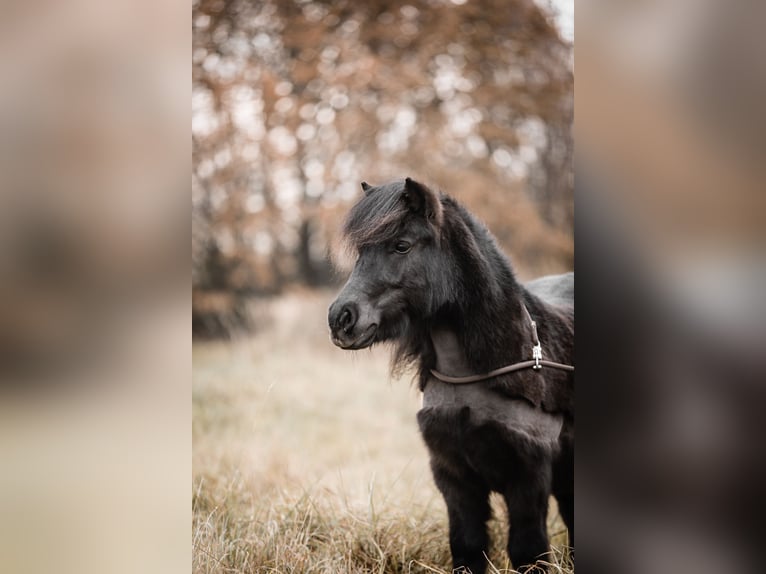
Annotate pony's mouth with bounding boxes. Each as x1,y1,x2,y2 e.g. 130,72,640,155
332,324,377,350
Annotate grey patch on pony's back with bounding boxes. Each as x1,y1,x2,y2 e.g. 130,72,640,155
525,272,574,308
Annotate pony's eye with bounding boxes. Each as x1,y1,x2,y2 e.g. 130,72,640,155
394,240,412,254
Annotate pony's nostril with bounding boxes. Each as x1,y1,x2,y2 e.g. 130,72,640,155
340,308,353,332
329,301,358,336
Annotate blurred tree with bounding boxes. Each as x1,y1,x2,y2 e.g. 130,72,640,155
192,0,573,334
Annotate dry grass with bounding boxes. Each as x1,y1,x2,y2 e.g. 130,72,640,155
193,290,573,574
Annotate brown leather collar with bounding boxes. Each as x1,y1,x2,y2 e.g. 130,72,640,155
429,303,574,385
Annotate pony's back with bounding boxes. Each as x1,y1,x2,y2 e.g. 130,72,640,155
525,272,574,308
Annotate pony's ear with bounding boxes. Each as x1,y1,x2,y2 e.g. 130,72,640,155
360,181,372,194
402,177,443,225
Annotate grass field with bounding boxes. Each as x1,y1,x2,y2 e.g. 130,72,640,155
192,291,573,573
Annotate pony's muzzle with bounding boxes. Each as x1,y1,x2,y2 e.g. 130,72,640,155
328,299,378,349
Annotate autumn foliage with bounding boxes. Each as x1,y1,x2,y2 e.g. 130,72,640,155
192,0,573,334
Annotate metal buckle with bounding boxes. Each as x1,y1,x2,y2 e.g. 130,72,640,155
532,343,542,370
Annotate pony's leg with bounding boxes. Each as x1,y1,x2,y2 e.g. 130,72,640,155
503,464,552,573
552,445,574,553
431,461,491,574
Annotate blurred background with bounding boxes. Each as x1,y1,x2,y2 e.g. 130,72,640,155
0,2,188,574
577,1,766,573
192,0,574,338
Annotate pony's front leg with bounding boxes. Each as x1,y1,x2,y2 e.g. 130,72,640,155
431,461,491,574
503,464,552,573
552,442,574,555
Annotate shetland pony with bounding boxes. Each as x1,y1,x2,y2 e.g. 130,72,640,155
329,178,573,573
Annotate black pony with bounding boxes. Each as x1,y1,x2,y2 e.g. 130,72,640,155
328,178,574,573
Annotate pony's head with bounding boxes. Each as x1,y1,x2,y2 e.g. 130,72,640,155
328,178,454,350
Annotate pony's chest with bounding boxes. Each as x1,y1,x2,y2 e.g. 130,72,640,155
419,378,563,446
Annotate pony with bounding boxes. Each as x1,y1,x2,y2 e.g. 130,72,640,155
328,178,574,573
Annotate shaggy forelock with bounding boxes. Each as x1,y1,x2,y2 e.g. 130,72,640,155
340,180,410,255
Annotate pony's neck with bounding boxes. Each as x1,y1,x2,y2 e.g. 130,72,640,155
430,326,474,377
430,290,530,375
429,210,532,374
